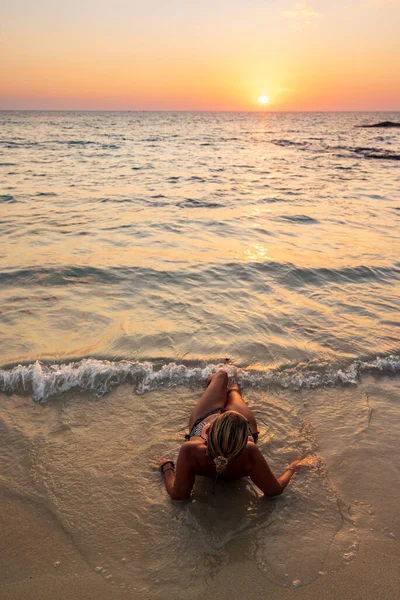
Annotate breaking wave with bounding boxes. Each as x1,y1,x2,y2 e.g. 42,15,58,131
0,355,399,402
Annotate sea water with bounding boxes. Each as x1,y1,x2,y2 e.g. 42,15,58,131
0,111,399,597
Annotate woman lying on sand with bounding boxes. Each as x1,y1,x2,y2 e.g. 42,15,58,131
159,370,303,499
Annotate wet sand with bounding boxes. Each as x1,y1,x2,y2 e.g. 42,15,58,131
1,491,399,600
1,375,399,599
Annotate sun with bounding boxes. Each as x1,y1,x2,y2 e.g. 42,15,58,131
258,95,269,105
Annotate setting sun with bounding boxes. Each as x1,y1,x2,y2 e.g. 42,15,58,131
258,95,269,105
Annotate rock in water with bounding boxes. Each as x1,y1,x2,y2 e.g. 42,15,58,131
357,121,400,128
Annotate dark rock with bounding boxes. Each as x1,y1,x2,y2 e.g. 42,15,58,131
357,121,400,128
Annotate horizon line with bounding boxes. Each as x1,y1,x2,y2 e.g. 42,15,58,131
0,109,399,113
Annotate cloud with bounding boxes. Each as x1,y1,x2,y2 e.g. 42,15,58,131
284,3,321,23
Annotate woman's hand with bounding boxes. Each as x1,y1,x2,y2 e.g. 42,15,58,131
288,459,303,472
275,459,303,490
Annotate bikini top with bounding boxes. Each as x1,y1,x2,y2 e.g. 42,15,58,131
186,410,259,444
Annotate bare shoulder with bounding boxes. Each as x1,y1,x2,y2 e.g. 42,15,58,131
177,440,203,465
179,441,198,456
245,443,269,470
246,441,262,460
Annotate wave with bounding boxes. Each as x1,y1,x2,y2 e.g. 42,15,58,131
1,261,398,289
0,355,399,402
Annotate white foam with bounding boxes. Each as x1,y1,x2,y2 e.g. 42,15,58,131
0,355,399,402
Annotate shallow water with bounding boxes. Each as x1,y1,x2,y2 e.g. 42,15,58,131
1,111,399,595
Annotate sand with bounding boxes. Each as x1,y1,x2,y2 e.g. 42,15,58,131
1,487,399,600
0,487,126,600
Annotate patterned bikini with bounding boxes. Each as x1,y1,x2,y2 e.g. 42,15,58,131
185,408,259,443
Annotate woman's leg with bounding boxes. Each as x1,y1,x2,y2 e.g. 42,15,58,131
188,371,228,430
225,384,258,434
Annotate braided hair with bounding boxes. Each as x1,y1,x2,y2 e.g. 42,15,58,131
206,411,249,493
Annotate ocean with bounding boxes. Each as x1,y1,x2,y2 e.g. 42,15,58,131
0,111,399,597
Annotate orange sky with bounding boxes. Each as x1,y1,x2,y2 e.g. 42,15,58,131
1,0,399,110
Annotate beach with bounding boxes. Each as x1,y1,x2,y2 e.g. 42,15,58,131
1,494,399,600
1,375,399,599
2,495,399,600
0,110,399,598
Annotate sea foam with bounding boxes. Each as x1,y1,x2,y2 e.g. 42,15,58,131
0,355,399,402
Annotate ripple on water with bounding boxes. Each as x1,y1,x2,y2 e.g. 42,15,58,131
0,110,399,376
278,215,320,224
176,198,223,209
0,194,17,203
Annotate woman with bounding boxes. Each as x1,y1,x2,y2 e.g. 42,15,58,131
159,370,303,500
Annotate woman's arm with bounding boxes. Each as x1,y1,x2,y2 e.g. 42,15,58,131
248,445,301,497
161,443,196,500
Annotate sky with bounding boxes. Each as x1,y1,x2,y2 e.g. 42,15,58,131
1,0,399,111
